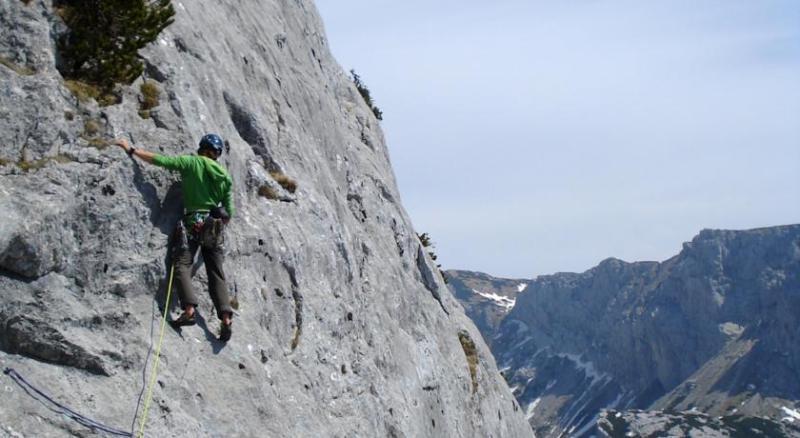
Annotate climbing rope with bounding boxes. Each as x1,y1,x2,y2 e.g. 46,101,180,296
136,262,176,438
2,367,132,437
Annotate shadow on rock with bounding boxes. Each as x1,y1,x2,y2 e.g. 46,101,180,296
196,313,226,354
130,160,183,235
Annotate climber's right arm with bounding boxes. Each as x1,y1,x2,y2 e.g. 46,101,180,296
113,138,156,164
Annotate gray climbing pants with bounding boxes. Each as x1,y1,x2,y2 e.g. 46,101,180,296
174,235,233,320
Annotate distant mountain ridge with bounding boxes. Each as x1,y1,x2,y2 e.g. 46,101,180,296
447,270,528,347
449,224,800,437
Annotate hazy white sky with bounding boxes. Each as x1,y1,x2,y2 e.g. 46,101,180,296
316,1,800,278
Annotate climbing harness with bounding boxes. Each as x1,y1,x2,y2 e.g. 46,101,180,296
182,210,226,249
136,262,176,438
2,367,132,437
199,217,225,248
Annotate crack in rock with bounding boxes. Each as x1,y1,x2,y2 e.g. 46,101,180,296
0,312,109,375
282,263,303,350
224,92,280,172
415,245,448,315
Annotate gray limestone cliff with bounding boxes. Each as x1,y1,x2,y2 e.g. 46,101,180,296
0,1,532,437
450,225,800,437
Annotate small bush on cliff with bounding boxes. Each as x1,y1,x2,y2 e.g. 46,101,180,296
418,232,448,283
56,0,175,89
350,69,383,120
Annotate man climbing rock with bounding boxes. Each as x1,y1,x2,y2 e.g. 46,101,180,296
113,134,235,342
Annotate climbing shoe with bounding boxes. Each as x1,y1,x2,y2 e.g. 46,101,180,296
219,321,232,342
170,311,196,328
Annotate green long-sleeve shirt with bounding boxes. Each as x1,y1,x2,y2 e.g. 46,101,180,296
152,154,235,218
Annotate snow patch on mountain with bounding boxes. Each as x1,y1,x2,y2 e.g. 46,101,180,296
472,288,516,311
781,406,800,422
556,353,607,382
526,398,541,420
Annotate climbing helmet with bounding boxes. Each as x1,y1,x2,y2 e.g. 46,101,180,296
198,133,224,156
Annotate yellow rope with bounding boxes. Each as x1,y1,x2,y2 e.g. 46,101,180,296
137,263,175,438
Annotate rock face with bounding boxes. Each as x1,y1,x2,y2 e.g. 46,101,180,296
598,409,800,437
0,1,532,437
449,225,800,437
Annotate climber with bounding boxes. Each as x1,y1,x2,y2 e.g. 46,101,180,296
113,134,235,342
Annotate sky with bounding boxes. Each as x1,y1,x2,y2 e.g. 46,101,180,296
315,1,800,279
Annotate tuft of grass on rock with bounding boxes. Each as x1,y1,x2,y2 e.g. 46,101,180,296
0,55,35,76
270,171,297,193
87,137,110,149
84,119,100,136
16,154,74,172
64,79,118,106
458,331,479,394
64,79,99,103
138,80,160,119
258,185,278,200
140,81,160,108
81,118,109,149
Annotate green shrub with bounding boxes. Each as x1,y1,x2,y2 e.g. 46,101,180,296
350,69,383,120
57,0,175,88
418,232,433,248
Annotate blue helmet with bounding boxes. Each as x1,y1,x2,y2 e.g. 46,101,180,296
198,133,224,156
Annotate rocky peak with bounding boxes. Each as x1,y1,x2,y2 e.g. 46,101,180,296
451,224,800,437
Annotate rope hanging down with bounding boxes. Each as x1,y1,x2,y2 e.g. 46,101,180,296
2,367,132,437
136,262,176,438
